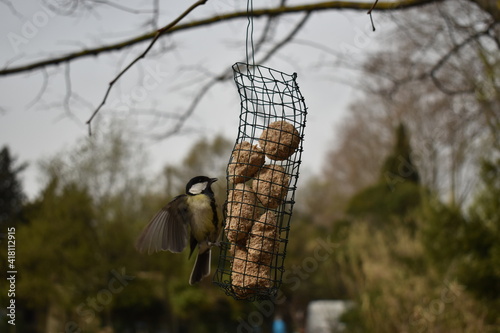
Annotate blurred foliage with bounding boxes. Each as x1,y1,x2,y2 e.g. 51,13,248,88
0,146,28,333
1,100,499,333
379,123,420,185
17,179,100,309
336,129,500,332
0,0,499,330
346,124,421,232
458,157,500,306
328,1,500,329
1,0,499,331
419,156,500,317
1,119,499,332
0,129,245,333
346,181,421,223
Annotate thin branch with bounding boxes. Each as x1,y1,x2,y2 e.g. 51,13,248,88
367,0,379,31
85,0,209,135
367,0,379,14
3,52,27,71
26,68,49,109
293,38,342,58
253,8,279,54
89,0,296,137
154,79,215,139
256,12,312,65
61,63,82,125
52,64,86,128
63,63,73,114
89,0,154,14
430,21,497,95
151,0,160,30
0,0,442,77
0,0,23,19
72,93,95,110
41,0,79,16
156,12,312,139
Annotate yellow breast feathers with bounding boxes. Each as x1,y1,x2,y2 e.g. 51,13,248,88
186,194,214,240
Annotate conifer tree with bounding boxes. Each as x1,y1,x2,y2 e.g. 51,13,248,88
380,123,420,187
346,123,421,223
0,146,26,227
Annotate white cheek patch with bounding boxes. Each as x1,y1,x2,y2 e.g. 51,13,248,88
189,181,208,195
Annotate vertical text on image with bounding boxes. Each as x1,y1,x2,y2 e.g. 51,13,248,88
6,227,17,326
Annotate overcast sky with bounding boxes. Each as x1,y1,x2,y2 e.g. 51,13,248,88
0,0,394,198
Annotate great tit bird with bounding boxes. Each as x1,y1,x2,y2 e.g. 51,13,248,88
136,176,221,285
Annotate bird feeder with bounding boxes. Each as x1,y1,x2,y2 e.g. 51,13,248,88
213,63,308,301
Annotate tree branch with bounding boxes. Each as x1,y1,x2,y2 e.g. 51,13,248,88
26,68,49,109
367,0,379,31
0,0,441,77
85,0,208,135
153,12,312,139
256,12,312,65
430,21,497,95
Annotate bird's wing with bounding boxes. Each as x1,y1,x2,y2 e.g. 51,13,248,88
135,195,189,254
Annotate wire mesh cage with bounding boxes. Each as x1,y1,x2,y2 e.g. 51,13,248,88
213,62,308,301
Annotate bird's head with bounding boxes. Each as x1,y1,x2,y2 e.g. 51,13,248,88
186,176,218,195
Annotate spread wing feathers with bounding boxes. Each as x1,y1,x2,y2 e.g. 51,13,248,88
136,195,190,254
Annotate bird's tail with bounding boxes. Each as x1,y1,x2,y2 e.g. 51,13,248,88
189,249,211,285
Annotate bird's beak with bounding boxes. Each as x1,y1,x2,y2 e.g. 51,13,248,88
210,178,218,183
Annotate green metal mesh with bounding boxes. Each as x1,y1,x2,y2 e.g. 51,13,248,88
213,62,308,301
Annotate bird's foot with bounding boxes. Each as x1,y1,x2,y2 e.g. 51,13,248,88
208,241,221,248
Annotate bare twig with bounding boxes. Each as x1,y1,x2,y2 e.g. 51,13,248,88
430,21,497,95
155,12,312,139
253,8,279,54
368,0,380,14
58,63,86,126
0,0,23,19
156,79,215,139
256,12,311,65
41,0,78,16
63,63,73,117
151,0,160,30
0,0,440,77
27,68,49,109
89,0,154,14
367,0,379,31
85,0,208,135
48,64,88,128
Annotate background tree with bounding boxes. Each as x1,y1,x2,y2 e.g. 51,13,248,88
346,123,421,230
317,0,499,215
1,1,499,331
322,125,499,332
0,146,27,228
456,155,500,313
13,124,153,331
11,126,245,332
0,147,27,333
17,179,101,332
309,2,500,329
